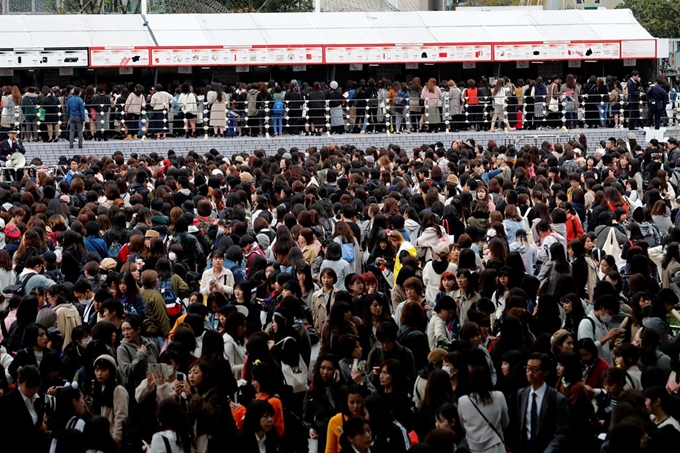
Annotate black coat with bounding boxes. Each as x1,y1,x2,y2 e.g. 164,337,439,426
510,385,570,453
234,428,280,453
0,388,48,453
41,95,61,124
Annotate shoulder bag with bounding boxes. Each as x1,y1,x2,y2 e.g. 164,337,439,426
468,395,508,451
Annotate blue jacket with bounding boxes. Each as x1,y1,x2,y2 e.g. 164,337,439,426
646,84,667,106
65,95,86,120
84,236,108,261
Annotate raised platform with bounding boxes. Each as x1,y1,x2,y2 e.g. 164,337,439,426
24,127,673,165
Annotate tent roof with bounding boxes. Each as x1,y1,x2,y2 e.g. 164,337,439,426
0,9,653,49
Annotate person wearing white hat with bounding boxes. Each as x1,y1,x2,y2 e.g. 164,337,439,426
328,81,344,135
92,354,129,446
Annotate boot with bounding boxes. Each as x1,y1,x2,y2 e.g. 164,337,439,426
124,134,132,141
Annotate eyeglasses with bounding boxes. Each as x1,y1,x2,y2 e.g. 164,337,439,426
525,366,543,374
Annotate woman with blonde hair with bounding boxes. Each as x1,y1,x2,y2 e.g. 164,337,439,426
421,78,442,132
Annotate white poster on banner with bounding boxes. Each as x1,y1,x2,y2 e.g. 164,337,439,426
178,66,192,74
235,66,250,73
621,40,656,59
494,42,620,61
623,59,637,67
0,50,88,68
292,65,306,72
89,47,150,68
325,44,492,64
151,46,323,66
349,64,363,71
119,67,134,75
568,60,581,68
516,61,529,69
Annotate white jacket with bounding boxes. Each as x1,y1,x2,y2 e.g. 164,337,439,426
427,311,452,349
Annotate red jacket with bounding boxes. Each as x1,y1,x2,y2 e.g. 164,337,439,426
585,357,610,389
566,213,584,242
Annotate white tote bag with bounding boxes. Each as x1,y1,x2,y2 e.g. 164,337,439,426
602,227,622,261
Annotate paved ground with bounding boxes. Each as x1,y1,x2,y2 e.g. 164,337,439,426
23,127,676,164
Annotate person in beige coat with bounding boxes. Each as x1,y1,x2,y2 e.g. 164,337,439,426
311,268,339,334
92,354,129,448
661,243,680,289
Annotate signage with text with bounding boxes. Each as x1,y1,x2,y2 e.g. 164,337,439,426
0,50,89,68
494,41,620,61
151,46,323,66
325,44,492,64
90,47,151,68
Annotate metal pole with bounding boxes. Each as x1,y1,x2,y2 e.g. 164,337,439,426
315,0,320,13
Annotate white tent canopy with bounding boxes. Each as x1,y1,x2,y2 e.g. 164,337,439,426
0,9,657,67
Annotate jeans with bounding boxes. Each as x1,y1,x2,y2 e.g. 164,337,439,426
22,121,37,141
395,109,408,131
599,102,609,125
69,116,83,147
565,111,577,128
272,115,282,135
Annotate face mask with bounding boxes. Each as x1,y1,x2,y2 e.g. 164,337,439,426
162,364,175,379
81,338,92,347
168,252,177,262
601,314,612,324
218,227,225,235
442,365,451,375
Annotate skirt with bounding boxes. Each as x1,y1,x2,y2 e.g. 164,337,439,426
330,106,344,127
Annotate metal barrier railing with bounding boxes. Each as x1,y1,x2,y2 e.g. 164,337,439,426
1,93,678,141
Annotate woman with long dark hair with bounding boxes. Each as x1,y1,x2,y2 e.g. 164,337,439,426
231,279,261,336
367,230,395,295
458,366,509,453
302,354,345,448
200,329,238,402
325,385,368,453
235,400,280,453
151,398,197,452
364,393,410,451
661,242,680,289
561,293,586,335
60,230,87,283
116,271,146,318
555,351,594,450
536,242,570,296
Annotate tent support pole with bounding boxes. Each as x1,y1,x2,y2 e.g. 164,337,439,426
331,65,336,82
154,69,158,86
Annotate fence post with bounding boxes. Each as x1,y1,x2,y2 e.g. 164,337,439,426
383,100,390,135
325,99,331,137
443,93,450,134
202,104,209,140
264,100,271,139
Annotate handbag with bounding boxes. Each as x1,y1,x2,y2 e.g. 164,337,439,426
548,97,559,113
602,227,622,261
468,396,509,451
37,107,45,122
276,336,308,393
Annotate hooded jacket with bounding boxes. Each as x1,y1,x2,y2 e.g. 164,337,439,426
509,241,537,275
116,336,160,389
639,221,661,246
422,260,457,303
404,219,421,242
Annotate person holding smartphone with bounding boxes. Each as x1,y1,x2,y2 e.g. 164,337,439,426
135,349,185,405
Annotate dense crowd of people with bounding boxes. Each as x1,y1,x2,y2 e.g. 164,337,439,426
1,72,679,149
0,117,680,453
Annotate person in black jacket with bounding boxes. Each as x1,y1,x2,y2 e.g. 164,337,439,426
302,354,345,449
509,352,570,453
627,71,642,130
284,80,303,135
0,365,48,453
8,322,55,382
41,87,61,142
234,400,280,453
568,239,589,300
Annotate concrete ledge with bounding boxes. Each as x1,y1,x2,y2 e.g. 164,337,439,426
24,127,666,164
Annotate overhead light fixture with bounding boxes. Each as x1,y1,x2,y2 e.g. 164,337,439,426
369,64,379,67
585,60,597,63
424,63,434,66
530,61,543,64
257,66,267,68
201,67,209,69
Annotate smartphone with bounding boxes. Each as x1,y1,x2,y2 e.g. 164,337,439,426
352,358,359,371
176,372,186,382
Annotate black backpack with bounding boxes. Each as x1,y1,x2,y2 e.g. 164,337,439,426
2,272,39,299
